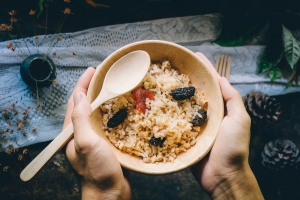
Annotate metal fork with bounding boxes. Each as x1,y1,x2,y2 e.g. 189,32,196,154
215,54,231,80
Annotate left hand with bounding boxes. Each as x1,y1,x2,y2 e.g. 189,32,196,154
63,67,131,200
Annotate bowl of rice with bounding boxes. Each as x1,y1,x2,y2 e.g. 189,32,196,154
87,40,224,174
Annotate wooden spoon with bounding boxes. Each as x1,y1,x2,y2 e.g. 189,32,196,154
20,50,150,181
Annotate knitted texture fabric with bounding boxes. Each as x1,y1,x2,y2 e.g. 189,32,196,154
1,14,299,150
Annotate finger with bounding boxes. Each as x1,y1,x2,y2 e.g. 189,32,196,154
71,91,99,151
195,52,221,80
74,67,96,93
63,67,96,129
219,77,250,126
65,138,76,161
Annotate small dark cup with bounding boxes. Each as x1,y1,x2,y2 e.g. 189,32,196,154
20,54,57,87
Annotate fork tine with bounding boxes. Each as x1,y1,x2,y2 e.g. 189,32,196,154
215,54,223,75
215,55,221,72
215,54,231,80
220,55,227,77
225,56,231,80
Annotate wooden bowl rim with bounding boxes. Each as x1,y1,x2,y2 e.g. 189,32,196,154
87,40,223,174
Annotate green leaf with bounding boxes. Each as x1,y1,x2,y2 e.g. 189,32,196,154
37,0,54,18
258,47,283,74
37,0,45,18
282,25,300,69
213,15,267,47
258,49,276,73
268,66,282,82
258,23,284,75
285,80,293,88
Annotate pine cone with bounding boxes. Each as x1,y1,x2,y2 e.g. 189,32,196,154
242,91,282,124
261,139,300,171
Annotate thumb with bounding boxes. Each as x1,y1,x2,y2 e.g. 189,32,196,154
71,91,97,150
219,77,244,114
219,77,250,128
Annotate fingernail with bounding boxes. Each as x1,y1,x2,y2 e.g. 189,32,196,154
73,92,82,104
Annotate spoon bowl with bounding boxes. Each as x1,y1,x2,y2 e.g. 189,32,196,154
90,50,150,111
20,50,150,182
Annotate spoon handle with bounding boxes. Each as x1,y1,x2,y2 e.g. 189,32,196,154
20,90,111,181
20,123,74,182
90,88,114,111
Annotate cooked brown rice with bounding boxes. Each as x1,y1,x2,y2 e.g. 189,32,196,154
100,60,207,163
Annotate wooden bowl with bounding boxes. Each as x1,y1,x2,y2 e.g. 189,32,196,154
87,40,224,174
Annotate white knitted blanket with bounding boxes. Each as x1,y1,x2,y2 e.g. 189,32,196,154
0,13,299,149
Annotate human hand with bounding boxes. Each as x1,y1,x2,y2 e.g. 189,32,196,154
191,53,264,199
63,67,131,200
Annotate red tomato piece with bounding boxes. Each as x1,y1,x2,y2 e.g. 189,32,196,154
133,87,155,113
144,89,155,100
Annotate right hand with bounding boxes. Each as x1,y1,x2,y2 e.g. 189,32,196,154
191,53,264,199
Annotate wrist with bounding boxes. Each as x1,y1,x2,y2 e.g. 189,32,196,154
210,165,264,200
81,177,131,200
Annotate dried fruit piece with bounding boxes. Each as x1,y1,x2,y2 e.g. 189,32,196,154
107,108,127,128
133,87,155,114
170,86,195,100
199,109,207,119
149,136,166,147
192,110,207,126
